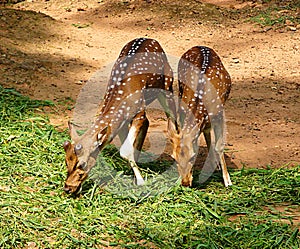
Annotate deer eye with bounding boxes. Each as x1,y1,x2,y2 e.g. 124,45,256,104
74,144,83,155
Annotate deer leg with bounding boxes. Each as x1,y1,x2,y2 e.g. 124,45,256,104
133,113,149,161
212,116,232,187
117,121,130,144
119,111,149,185
203,123,221,171
157,88,177,124
203,124,212,153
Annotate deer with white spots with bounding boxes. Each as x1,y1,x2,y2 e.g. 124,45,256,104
168,46,232,187
63,38,175,194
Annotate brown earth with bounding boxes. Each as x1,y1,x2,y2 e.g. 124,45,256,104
0,0,299,169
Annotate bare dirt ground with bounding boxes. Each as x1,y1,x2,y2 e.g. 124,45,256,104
1,0,299,169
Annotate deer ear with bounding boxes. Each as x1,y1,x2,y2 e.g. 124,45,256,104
168,118,180,135
168,118,181,146
63,140,72,152
68,121,79,141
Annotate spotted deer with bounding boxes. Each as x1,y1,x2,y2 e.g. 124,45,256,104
168,46,232,187
63,38,175,194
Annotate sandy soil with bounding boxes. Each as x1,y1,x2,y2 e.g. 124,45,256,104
1,0,299,169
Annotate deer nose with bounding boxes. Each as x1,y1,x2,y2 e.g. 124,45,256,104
181,177,193,187
64,185,72,194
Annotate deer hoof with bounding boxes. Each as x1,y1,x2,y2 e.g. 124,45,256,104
136,177,145,186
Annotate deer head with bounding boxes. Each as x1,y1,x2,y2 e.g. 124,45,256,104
168,118,200,187
63,122,109,194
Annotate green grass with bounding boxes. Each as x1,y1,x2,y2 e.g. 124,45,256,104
0,86,299,248
250,10,298,27
249,2,300,28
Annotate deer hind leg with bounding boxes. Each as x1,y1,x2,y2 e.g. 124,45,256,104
158,64,177,123
119,111,149,185
211,115,232,187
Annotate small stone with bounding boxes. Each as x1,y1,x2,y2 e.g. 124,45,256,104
0,185,10,192
232,58,240,63
285,19,293,26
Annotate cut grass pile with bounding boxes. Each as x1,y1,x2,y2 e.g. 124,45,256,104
0,86,299,248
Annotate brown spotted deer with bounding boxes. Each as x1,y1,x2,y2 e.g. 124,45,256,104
168,46,232,187
63,38,175,194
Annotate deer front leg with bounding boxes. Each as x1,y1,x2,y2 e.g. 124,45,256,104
119,112,149,185
212,117,232,187
203,124,221,171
